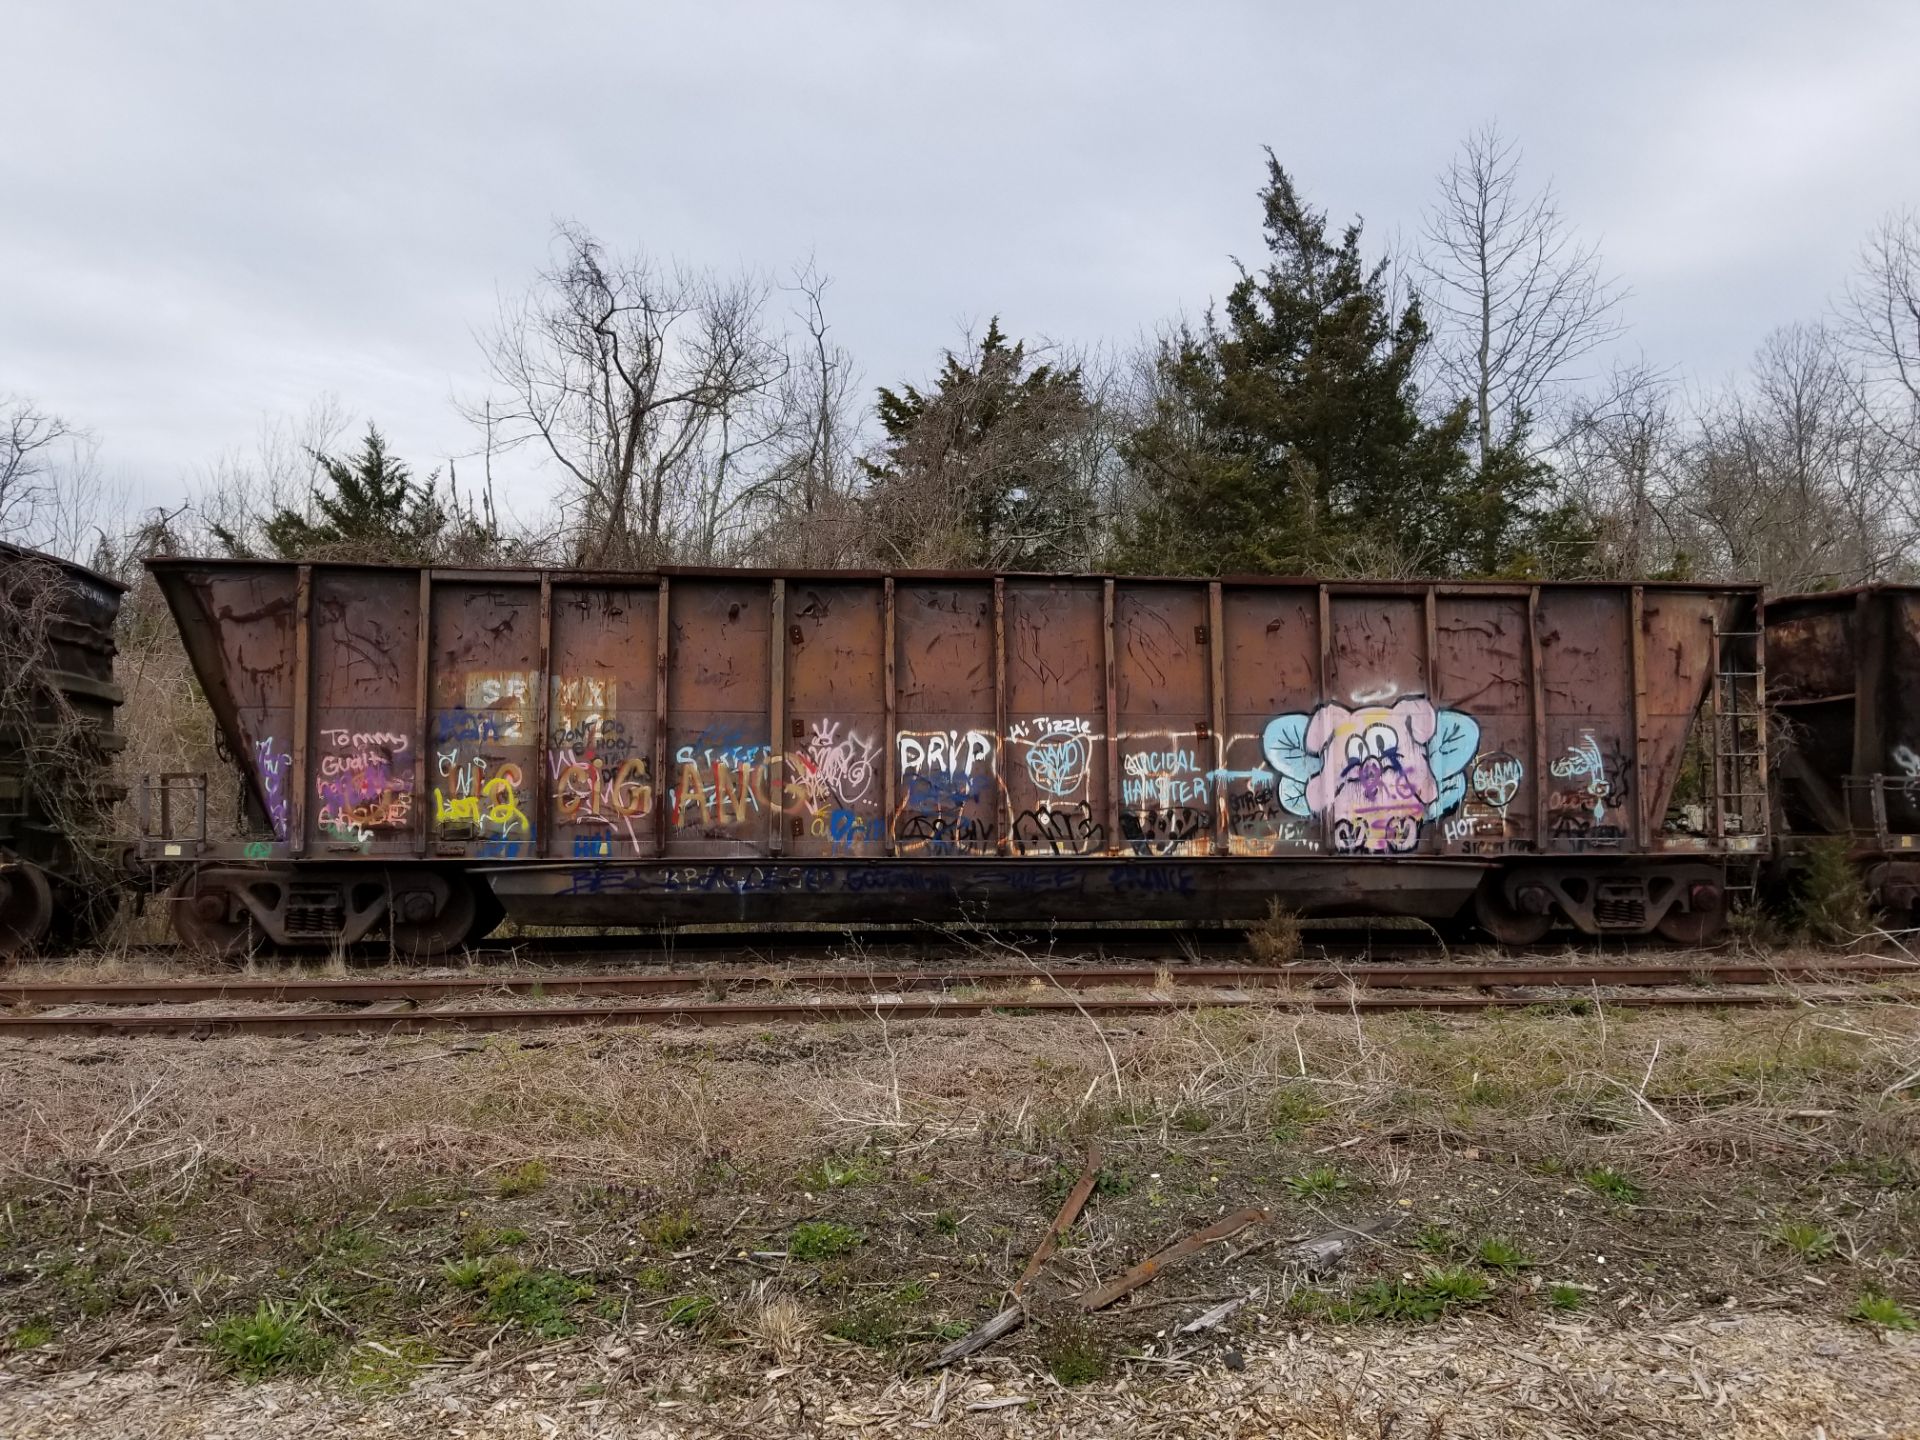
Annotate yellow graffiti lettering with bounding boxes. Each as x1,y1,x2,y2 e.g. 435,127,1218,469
677,761,710,825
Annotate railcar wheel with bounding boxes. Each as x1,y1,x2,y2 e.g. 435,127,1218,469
389,876,478,960
1655,884,1727,945
1473,880,1553,946
0,863,55,960
170,873,258,959
465,884,506,946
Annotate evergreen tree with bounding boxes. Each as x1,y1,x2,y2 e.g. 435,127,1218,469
862,320,1098,569
249,425,452,562
1116,154,1545,577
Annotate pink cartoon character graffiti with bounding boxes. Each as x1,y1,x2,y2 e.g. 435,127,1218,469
1262,697,1479,854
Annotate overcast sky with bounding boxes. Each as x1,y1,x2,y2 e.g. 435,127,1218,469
6,1,1917,523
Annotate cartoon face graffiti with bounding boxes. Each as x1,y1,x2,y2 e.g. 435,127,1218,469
1261,697,1480,854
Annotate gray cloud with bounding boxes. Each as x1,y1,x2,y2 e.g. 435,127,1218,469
5,1,1916,518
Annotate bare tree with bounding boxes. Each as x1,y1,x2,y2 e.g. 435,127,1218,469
1421,125,1625,466
735,264,866,566
1841,208,1920,462
0,397,83,545
1557,361,1684,576
471,222,789,568
193,395,349,556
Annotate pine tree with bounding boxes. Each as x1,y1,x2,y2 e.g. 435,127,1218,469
255,425,452,562
862,320,1097,569
1117,154,1542,577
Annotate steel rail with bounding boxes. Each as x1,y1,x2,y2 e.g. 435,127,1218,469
0,987,1876,1039
2,958,1911,1009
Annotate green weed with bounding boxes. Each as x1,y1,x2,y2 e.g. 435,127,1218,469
664,1294,719,1332
1772,1220,1838,1262
646,1209,699,1250
1042,1328,1109,1386
442,1257,489,1290
345,1337,436,1391
480,1267,593,1337
1476,1237,1533,1271
800,1150,885,1190
7,1318,53,1350
634,1265,671,1293
1324,1266,1492,1323
461,1225,528,1257
1284,1165,1350,1199
1850,1292,1917,1331
1581,1166,1642,1204
495,1160,551,1198
789,1221,861,1261
1548,1284,1586,1312
206,1301,332,1378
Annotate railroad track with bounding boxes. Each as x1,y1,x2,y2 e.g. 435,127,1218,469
100,923,1462,968
0,957,1910,1038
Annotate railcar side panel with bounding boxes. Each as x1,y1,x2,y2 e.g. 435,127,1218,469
666,580,773,858
547,582,658,861
783,580,886,859
894,582,998,858
1217,586,1321,856
1431,594,1534,854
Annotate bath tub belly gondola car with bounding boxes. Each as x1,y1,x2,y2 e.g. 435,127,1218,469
142,562,1767,956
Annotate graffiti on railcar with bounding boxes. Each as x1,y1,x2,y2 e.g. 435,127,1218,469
543,675,648,850
1008,716,1104,855
1217,763,1315,854
1547,730,1628,841
435,748,533,855
252,736,293,840
1262,697,1479,854
1445,748,1526,846
895,728,995,855
1120,735,1211,855
1013,804,1104,856
315,727,414,845
785,718,884,854
556,859,1196,900
672,728,773,829
460,671,533,741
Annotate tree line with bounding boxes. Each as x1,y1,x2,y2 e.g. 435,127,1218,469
9,127,1920,593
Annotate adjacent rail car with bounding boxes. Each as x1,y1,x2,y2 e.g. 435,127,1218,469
1767,585,1920,914
0,541,127,956
144,561,1766,955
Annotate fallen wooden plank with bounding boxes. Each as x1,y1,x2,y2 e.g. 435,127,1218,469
1177,1294,1248,1334
924,1305,1022,1369
1015,1141,1103,1295
923,1141,1107,1370
1076,1206,1270,1312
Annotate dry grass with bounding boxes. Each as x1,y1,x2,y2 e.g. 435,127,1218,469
0,990,1915,1435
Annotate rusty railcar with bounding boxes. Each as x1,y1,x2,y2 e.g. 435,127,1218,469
144,561,1766,954
0,542,127,956
1766,585,1920,912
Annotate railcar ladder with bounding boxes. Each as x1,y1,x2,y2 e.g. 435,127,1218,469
1708,623,1768,906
